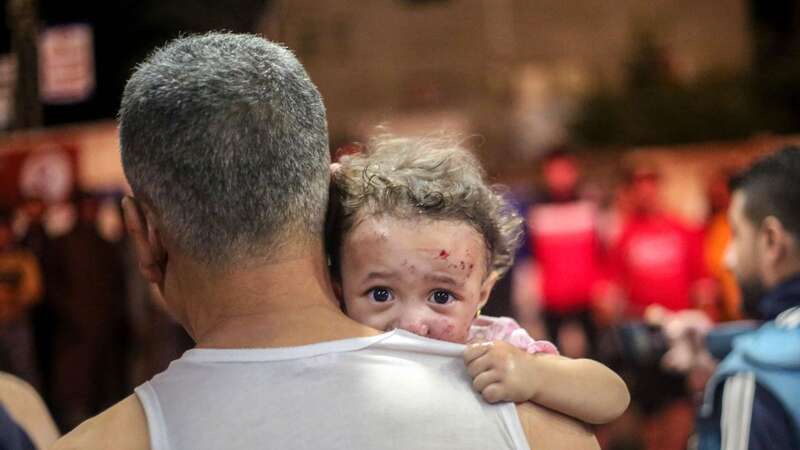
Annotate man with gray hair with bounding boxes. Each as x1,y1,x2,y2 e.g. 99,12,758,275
53,33,597,450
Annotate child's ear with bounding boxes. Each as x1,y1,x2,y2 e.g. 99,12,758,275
333,280,344,303
478,270,500,311
332,281,349,314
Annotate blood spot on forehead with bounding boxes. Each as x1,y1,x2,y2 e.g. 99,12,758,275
438,250,450,259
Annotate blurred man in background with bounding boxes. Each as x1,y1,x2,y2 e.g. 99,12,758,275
47,192,129,430
15,196,59,409
0,209,41,387
695,147,800,450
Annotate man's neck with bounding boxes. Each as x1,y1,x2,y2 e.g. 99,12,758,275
175,250,379,349
760,272,800,320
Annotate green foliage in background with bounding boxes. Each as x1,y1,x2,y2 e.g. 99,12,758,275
571,32,800,147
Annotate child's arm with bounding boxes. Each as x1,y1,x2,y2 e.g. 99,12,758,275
464,341,630,425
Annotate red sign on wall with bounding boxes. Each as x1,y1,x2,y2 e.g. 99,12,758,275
0,143,78,208
38,24,95,104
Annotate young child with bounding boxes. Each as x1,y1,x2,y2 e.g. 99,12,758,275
328,135,630,425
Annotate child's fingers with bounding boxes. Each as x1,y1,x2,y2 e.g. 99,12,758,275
466,354,494,378
472,369,502,393
463,342,493,365
481,383,506,404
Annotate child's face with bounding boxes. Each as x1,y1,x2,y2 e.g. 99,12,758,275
339,216,495,343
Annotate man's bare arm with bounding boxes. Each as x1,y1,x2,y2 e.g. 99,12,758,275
515,402,599,450
0,372,59,450
51,395,150,450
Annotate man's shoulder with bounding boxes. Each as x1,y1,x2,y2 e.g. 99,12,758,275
52,395,150,450
0,372,59,449
727,314,800,370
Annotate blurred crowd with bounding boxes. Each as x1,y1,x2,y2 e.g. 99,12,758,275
484,149,746,450
0,192,191,432
0,146,752,449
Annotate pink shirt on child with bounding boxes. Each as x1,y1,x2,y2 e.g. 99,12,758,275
468,315,559,355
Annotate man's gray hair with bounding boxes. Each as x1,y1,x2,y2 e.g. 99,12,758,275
119,32,330,266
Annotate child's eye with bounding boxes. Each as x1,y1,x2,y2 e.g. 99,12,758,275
369,288,393,303
430,290,456,305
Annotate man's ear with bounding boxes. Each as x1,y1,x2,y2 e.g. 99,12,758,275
122,196,167,286
478,270,500,311
760,216,788,267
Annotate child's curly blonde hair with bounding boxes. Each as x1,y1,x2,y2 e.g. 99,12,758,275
329,134,523,279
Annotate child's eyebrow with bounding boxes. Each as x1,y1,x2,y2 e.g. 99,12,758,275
364,271,396,281
424,273,462,286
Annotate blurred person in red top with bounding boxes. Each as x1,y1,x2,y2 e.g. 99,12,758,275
599,167,712,450
515,149,603,358
604,167,710,320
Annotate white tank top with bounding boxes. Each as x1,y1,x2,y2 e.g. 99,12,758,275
135,330,529,450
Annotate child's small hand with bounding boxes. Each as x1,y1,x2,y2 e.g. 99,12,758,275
463,340,541,404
